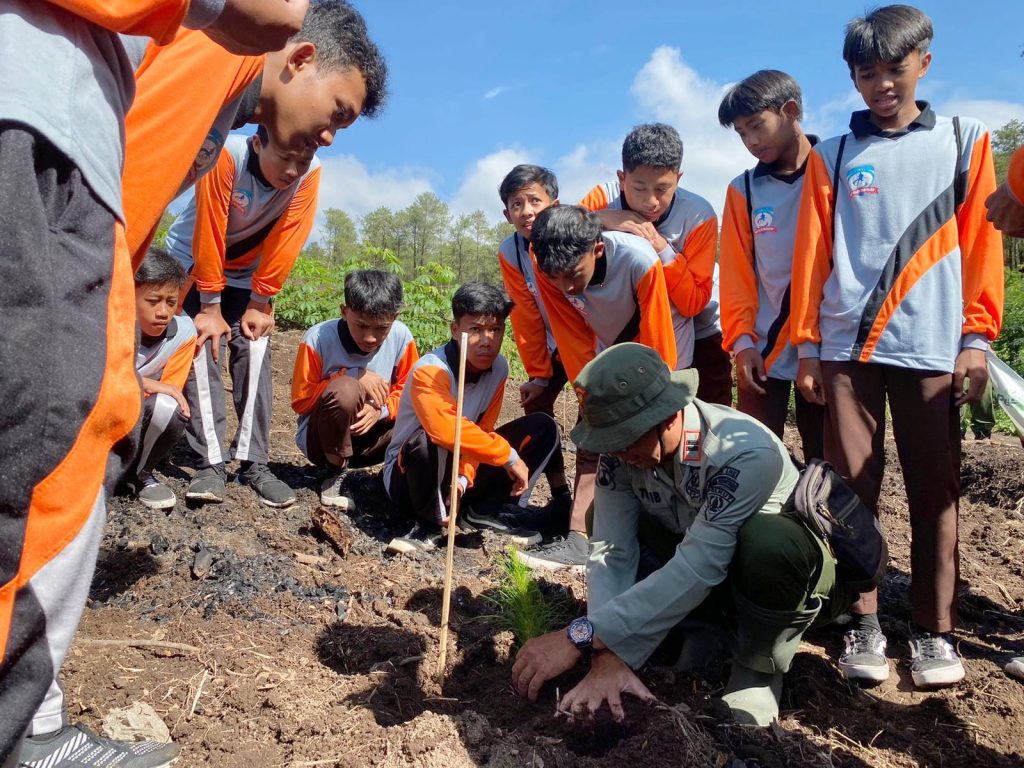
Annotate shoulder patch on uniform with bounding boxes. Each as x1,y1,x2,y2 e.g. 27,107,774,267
597,455,620,489
703,466,740,520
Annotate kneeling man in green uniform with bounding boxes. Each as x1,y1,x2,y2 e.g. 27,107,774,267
512,343,851,725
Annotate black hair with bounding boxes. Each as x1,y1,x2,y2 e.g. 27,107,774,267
498,164,559,206
843,5,933,74
296,1,389,118
451,282,513,321
718,69,804,127
621,123,683,172
254,124,270,145
530,206,603,277
135,246,187,288
343,269,403,316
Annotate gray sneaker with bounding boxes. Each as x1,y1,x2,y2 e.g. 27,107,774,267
320,473,356,511
17,723,179,767
136,473,176,510
185,464,227,503
909,631,965,688
838,628,890,683
238,462,295,508
462,504,542,547
516,530,588,572
1006,656,1024,681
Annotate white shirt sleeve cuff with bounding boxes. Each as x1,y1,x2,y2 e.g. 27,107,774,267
732,335,756,354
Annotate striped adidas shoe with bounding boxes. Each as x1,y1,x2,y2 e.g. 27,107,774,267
16,724,179,767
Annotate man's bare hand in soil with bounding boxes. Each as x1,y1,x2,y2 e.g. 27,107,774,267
559,651,654,724
513,629,580,701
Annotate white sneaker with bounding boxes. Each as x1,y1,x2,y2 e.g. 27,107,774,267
1005,657,1024,681
320,474,356,511
909,631,965,688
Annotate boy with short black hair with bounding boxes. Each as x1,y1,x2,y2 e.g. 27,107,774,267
384,283,560,554
129,248,198,510
791,4,1003,689
525,205,677,570
167,124,321,508
292,269,419,508
579,123,731,405
496,164,573,529
718,69,828,460
124,0,389,267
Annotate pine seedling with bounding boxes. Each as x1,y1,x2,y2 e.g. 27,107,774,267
485,548,571,647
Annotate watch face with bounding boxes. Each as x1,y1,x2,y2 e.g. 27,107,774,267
567,617,593,646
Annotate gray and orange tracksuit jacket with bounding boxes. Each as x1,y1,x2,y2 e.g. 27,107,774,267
534,231,678,382
166,133,321,303
497,232,558,381
292,319,419,459
123,26,266,267
719,139,819,382
137,315,198,392
579,181,719,367
383,344,517,520
791,104,1003,371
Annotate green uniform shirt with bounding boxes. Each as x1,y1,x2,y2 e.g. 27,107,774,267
587,400,799,668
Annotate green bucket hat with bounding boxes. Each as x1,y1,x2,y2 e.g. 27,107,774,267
569,343,699,454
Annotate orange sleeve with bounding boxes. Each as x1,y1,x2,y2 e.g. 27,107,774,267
789,151,834,351
410,366,513,486
636,262,678,369
158,336,196,391
578,184,611,212
123,28,265,268
384,339,420,421
719,184,759,351
463,377,508,483
291,343,330,416
249,167,321,298
662,216,717,318
48,0,187,41
1009,147,1024,202
190,149,236,295
534,261,597,382
498,251,553,379
958,133,1004,340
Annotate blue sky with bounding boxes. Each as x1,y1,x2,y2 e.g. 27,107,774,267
312,0,1024,232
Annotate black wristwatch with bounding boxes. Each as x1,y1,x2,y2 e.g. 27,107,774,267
566,617,594,662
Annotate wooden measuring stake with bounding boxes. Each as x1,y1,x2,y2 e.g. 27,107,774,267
437,331,469,681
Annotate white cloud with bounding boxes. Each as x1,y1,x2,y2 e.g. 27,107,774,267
554,141,620,205
449,147,534,220
314,153,435,226
936,99,1024,132
629,46,751,216
484,85,509,100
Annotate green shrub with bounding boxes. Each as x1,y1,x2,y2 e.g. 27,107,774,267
277,247,526,377
993,268,1024,372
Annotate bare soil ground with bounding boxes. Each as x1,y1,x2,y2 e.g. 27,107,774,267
67,329,1024,767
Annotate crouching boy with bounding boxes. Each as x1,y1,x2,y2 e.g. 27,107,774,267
129,249,197,509
292,269,419,508
383,283,560,554
513,344,851,726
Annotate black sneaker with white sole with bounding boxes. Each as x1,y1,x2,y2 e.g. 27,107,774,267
909,630,965,688
238,462,295,508
462,504,542,548
135,472,176,510
515,530,588,572
16,723,180,767
837,628,890,683
387,522,445,555
185,463,227,503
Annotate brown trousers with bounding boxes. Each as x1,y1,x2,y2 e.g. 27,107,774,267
737,377,828,463
306,376,394,469
692,332,733,406
821,361,960,632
